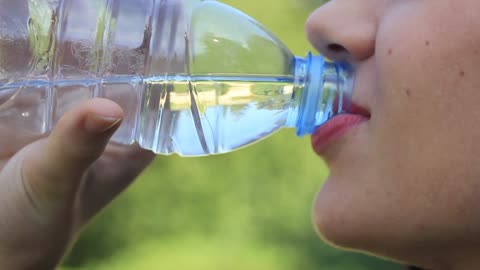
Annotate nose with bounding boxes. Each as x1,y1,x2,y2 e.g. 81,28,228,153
305,1,377,63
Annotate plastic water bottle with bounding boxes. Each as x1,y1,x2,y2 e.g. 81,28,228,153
0,0,354,156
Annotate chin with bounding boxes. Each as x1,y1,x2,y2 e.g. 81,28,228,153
311,176,426,267
312,178,362,249
311,175,388,254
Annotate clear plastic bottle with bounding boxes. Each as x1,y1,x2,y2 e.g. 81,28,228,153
0,0,354,156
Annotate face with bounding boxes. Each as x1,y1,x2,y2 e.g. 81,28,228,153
306,0,480,268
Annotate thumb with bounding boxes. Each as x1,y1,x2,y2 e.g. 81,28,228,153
16,98,123,216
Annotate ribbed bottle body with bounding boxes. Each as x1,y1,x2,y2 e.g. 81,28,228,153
0,0,300,156
0,0,353,156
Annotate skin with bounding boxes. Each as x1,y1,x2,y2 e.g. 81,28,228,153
306,0,480,269
0,99,155,269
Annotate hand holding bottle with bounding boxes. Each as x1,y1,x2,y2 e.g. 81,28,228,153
0,98,155,269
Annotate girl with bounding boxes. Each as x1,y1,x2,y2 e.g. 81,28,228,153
307,0,480,269
2,0,479,269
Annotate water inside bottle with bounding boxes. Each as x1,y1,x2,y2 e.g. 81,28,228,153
0,75,297,156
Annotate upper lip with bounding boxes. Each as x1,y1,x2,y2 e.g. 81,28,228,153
311,100,370,156
348,101,371,118
333,94,371,118
335,94,371,118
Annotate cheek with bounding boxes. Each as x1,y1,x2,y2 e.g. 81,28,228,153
373,6,480,169
368,1,480,236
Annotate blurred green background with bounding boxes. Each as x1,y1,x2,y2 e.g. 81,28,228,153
61,1,402,269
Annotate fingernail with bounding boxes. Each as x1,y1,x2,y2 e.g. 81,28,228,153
84,114,122,134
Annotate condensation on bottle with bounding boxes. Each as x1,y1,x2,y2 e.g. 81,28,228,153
0,0,354,156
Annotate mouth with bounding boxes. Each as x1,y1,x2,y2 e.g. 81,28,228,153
311,102,370,156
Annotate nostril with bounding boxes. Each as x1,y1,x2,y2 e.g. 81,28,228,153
327,43,346,53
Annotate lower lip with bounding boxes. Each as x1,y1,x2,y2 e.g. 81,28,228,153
311,114,369,155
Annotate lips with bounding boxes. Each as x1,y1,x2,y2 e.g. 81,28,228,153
311,102,370,155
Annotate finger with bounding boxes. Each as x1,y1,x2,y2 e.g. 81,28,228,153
75,144,155,226
0,125,43,160
18,98,123,216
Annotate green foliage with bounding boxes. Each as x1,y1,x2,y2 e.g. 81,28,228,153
61,1,402,269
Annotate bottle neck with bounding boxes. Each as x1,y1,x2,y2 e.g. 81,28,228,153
286,53,354,136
